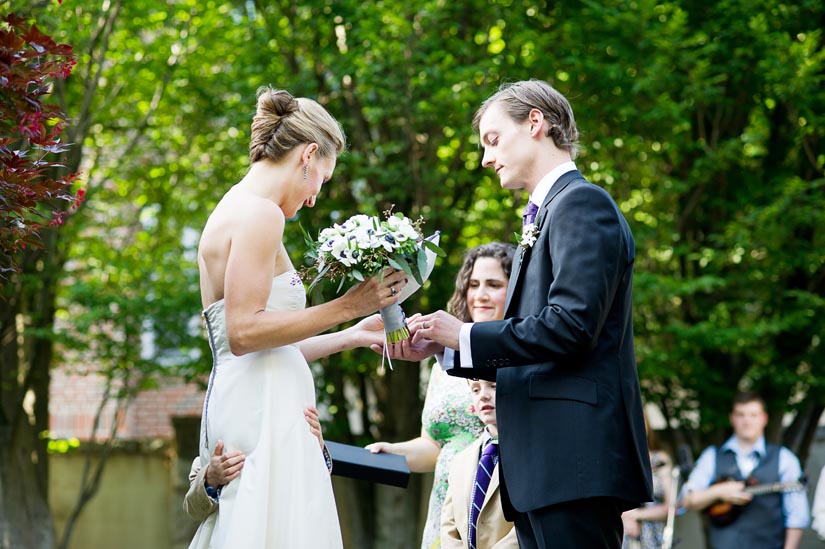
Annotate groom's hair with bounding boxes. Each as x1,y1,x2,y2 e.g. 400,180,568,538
473,79,580,159
448,242,516,322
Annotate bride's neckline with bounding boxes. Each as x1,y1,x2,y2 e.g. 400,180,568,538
202,268,296,314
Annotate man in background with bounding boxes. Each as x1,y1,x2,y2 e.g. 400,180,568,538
682,391,809,549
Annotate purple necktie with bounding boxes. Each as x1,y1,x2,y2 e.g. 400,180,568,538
468,441,498,549
522,201,539,226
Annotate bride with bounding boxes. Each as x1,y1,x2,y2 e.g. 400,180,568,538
189,86,407,548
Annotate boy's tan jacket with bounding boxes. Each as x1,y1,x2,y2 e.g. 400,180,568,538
440,438,519,548
183,458,217,522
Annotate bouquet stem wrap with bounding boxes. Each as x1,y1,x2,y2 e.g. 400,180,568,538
380,303,409,343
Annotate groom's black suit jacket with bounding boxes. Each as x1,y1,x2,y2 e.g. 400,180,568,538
450,170,653,513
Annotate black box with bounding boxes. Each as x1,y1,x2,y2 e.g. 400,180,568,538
326,441,410,488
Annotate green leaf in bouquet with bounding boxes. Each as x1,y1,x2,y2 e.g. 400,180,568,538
414,248,427,285
351,269,364,282
423,239,446,257
337,277,346,292
387,257,404,271
299,221,316,249
308,263,331,291
390,253,414,279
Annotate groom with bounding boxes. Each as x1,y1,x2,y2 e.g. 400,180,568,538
401,80,653,548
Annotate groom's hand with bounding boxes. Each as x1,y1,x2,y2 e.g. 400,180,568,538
370,336,442,361
369,315,443,361
412,310,462,351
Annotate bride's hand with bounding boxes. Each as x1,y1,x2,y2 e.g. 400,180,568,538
369,312,443,361
353,312,424,343
353,313,383,332
341,268,408,318
348,314,384,347
370,333,442,363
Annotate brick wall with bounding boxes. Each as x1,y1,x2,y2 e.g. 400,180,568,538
50,366,205,441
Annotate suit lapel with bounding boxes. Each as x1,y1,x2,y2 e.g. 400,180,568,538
457,439,482,537
504,171,582,317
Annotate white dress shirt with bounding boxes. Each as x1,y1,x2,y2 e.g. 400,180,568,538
447,162,577,368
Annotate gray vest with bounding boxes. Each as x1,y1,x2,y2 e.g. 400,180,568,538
708,443,784,549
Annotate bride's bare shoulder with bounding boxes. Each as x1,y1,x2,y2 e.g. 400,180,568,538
208,188,285,229
197,189,285,305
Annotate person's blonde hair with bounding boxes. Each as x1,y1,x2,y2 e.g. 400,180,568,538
473,79,580,159
249,86,346,163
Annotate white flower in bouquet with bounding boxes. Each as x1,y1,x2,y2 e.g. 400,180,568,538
303,210,444,343
386,215,419,241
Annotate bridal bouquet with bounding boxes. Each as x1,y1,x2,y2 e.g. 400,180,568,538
303,211,444,343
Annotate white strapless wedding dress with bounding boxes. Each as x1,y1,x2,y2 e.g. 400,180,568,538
189,270,342,549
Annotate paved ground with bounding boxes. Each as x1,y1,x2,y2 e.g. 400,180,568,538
672,510,822,548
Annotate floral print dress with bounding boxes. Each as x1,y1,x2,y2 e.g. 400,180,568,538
420,364,485,549
622,450,669,549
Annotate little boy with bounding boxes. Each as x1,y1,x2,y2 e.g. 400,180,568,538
441,379,518,548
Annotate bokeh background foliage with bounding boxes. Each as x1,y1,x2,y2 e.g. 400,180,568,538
2,0,823,546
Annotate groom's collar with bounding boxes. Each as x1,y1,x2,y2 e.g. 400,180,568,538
529,161,577,208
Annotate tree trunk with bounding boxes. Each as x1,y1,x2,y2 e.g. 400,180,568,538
372,361,426,547
0,412,55,549
783,402,825,466
0,228,63,548
373,477,424,549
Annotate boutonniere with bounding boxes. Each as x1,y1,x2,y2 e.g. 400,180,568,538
516,223,539,249
516,211,545,249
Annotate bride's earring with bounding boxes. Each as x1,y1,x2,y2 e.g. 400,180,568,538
303,163,309,180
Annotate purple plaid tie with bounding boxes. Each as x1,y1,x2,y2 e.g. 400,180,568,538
468,441,498,549
522,201,539,226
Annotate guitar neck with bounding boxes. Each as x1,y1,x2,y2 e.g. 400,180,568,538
745,481,803,496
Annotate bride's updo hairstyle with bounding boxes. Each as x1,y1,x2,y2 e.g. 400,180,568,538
249,86,346,164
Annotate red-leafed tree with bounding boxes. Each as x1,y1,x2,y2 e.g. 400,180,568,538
0,10,79,549
0,12,81,286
